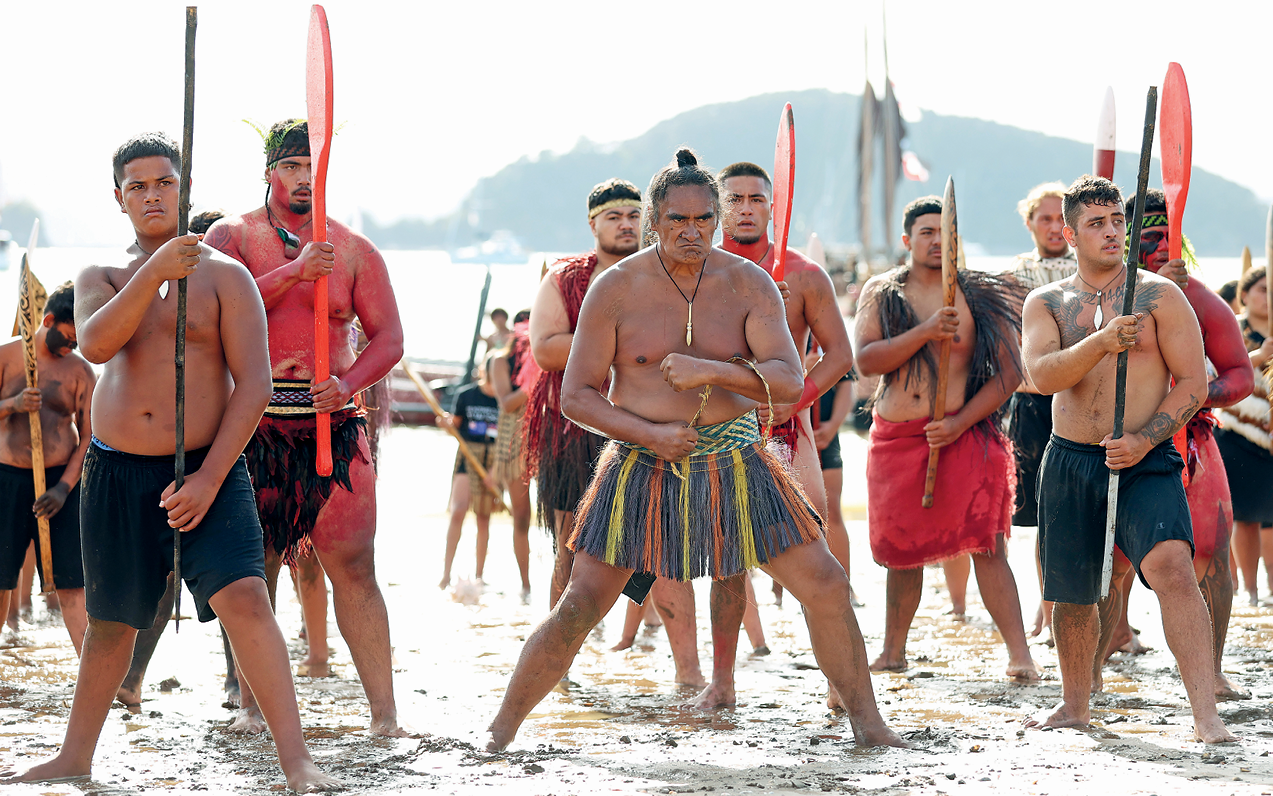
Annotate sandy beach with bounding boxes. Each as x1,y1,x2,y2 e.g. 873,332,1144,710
2,424,1271,795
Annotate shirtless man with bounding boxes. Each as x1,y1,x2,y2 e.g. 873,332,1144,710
691,161,855,709
1098,189,1253,699
486,148,903,752
204,119,408,736
524,178,702,687
1,133,338,790
1021,175,1234,742
0,283,93,652
854,196,1036,679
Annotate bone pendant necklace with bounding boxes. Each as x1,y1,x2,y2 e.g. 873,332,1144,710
1077,265,1125,330
656,247,707,346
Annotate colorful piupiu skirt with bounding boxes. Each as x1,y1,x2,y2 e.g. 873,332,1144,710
567,412,823,582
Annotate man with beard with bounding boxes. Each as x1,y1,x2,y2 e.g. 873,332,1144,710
854,196,1037,680
1021,175,1233,741
1096,189,1252,699
203,119,409,736
0,283,94,654
687,161,855,709
2,132,339,791
523,178,704,687
485,148,904,752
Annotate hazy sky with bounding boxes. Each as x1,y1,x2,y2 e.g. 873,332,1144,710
2,0,1269,247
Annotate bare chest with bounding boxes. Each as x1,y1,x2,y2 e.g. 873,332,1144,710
614,273,753,366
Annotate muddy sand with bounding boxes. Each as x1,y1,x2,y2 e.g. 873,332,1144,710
2,426,1271,794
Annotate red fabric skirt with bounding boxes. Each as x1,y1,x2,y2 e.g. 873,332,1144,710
867,414,1014,569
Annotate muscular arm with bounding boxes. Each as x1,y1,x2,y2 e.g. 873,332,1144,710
800,267,854,400
341,247,404,396
491,355,526,413
1131,289,1207,449
528,271,573,372
75,240,198,364
205,221,334,311
1191,285,1254,408
852,277,948,377
1022,288,1125,395
948,337,1022,431
57,366,95,490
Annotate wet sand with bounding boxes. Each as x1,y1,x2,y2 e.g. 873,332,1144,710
2,426,1272,794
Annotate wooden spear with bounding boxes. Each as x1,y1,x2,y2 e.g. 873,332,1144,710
173,6,196,631
921,177,959,508
1100,86,1158,598
18,221,53,593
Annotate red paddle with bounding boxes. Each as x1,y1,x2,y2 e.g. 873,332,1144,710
306,5,334,477
1094,86,1116,180
1161,63,1192,262
771,103,795,281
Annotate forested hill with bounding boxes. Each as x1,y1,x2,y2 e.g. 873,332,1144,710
365,89,1267,256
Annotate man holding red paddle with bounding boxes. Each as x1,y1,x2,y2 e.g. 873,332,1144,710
205,118,408,736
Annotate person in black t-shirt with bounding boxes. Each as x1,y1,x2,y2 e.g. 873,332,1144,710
437,370,502,590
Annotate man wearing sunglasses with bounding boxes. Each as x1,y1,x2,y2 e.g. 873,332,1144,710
1096,189,1253,700
204,119,409,736
0,282,94,655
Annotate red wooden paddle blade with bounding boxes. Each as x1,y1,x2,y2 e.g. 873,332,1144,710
771,103,795,281
1160,62,1192,262
306,4,334,477
1094,86,1116,180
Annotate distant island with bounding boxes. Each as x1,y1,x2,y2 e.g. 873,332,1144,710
360,89,1267,258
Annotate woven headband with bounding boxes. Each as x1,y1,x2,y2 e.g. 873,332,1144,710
588,198,641,219
266,140,310,167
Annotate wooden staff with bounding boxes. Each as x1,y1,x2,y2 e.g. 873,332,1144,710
173,5,196,632
1240,246,1251,277
921,177,959,508
770,103,795,281
1100,86,1158,598
307,4,335,477
401,360,505,510
18,221,53,593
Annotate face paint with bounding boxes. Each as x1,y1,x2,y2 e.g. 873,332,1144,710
1139,230,1166,262
45,326,77,355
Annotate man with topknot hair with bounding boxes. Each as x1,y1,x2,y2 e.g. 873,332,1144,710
486,147,904,752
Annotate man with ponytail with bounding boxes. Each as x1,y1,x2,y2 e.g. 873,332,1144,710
486,148,903,752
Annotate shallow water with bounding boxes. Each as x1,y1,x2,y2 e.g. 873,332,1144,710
2,426,1272,795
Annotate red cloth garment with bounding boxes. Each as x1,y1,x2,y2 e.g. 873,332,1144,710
867,413,1015,569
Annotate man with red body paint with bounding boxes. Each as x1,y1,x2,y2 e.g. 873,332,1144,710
1097,189,1252,700
687,161,857,710
204,119,410,735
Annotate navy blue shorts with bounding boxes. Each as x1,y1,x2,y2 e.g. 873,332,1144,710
1037,435,1193,605
0,462,82,591
80,441,266,630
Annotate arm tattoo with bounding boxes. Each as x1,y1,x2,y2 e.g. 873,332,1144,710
1137,394,1202,446
204,224,233,254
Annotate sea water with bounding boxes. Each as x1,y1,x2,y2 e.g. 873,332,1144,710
1,248,1252,366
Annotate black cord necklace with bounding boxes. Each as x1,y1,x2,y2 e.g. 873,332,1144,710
656,246,707,346
1076,264,1126,329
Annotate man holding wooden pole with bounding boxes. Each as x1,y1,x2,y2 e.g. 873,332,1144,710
0,283,93,653
1021,175,1234,742
204,119,409,736
853,195,1036,679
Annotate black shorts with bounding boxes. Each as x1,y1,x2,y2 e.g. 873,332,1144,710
1215,428,1273,526
1037,435,1193,605
1007,392,1053,527
80,441,266,630
818,432,843,471
0,462,82,591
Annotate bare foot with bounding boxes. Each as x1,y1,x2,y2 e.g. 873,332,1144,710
675,671,708,690
1194,716,1239,744
1215,673,1250,701
610,637,635,652
297,661,332,678
1006,659,1041,682
228,706,268,734
437,575,450,590
945,608,967,623
854,722,911,749
1024,701,1090,730
1029,603,1048,638
686,680,735,710
519,586,531,605
0,753,91,784
826,685,845,714
485,723,513,752
115,685,142,712
1091,670,1104,695
285,760,344,792
223,679,241,710
1107,628,1150,658
751,645,771,657
1246,590,1259,607
869,654,907,673
371,715,419,738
